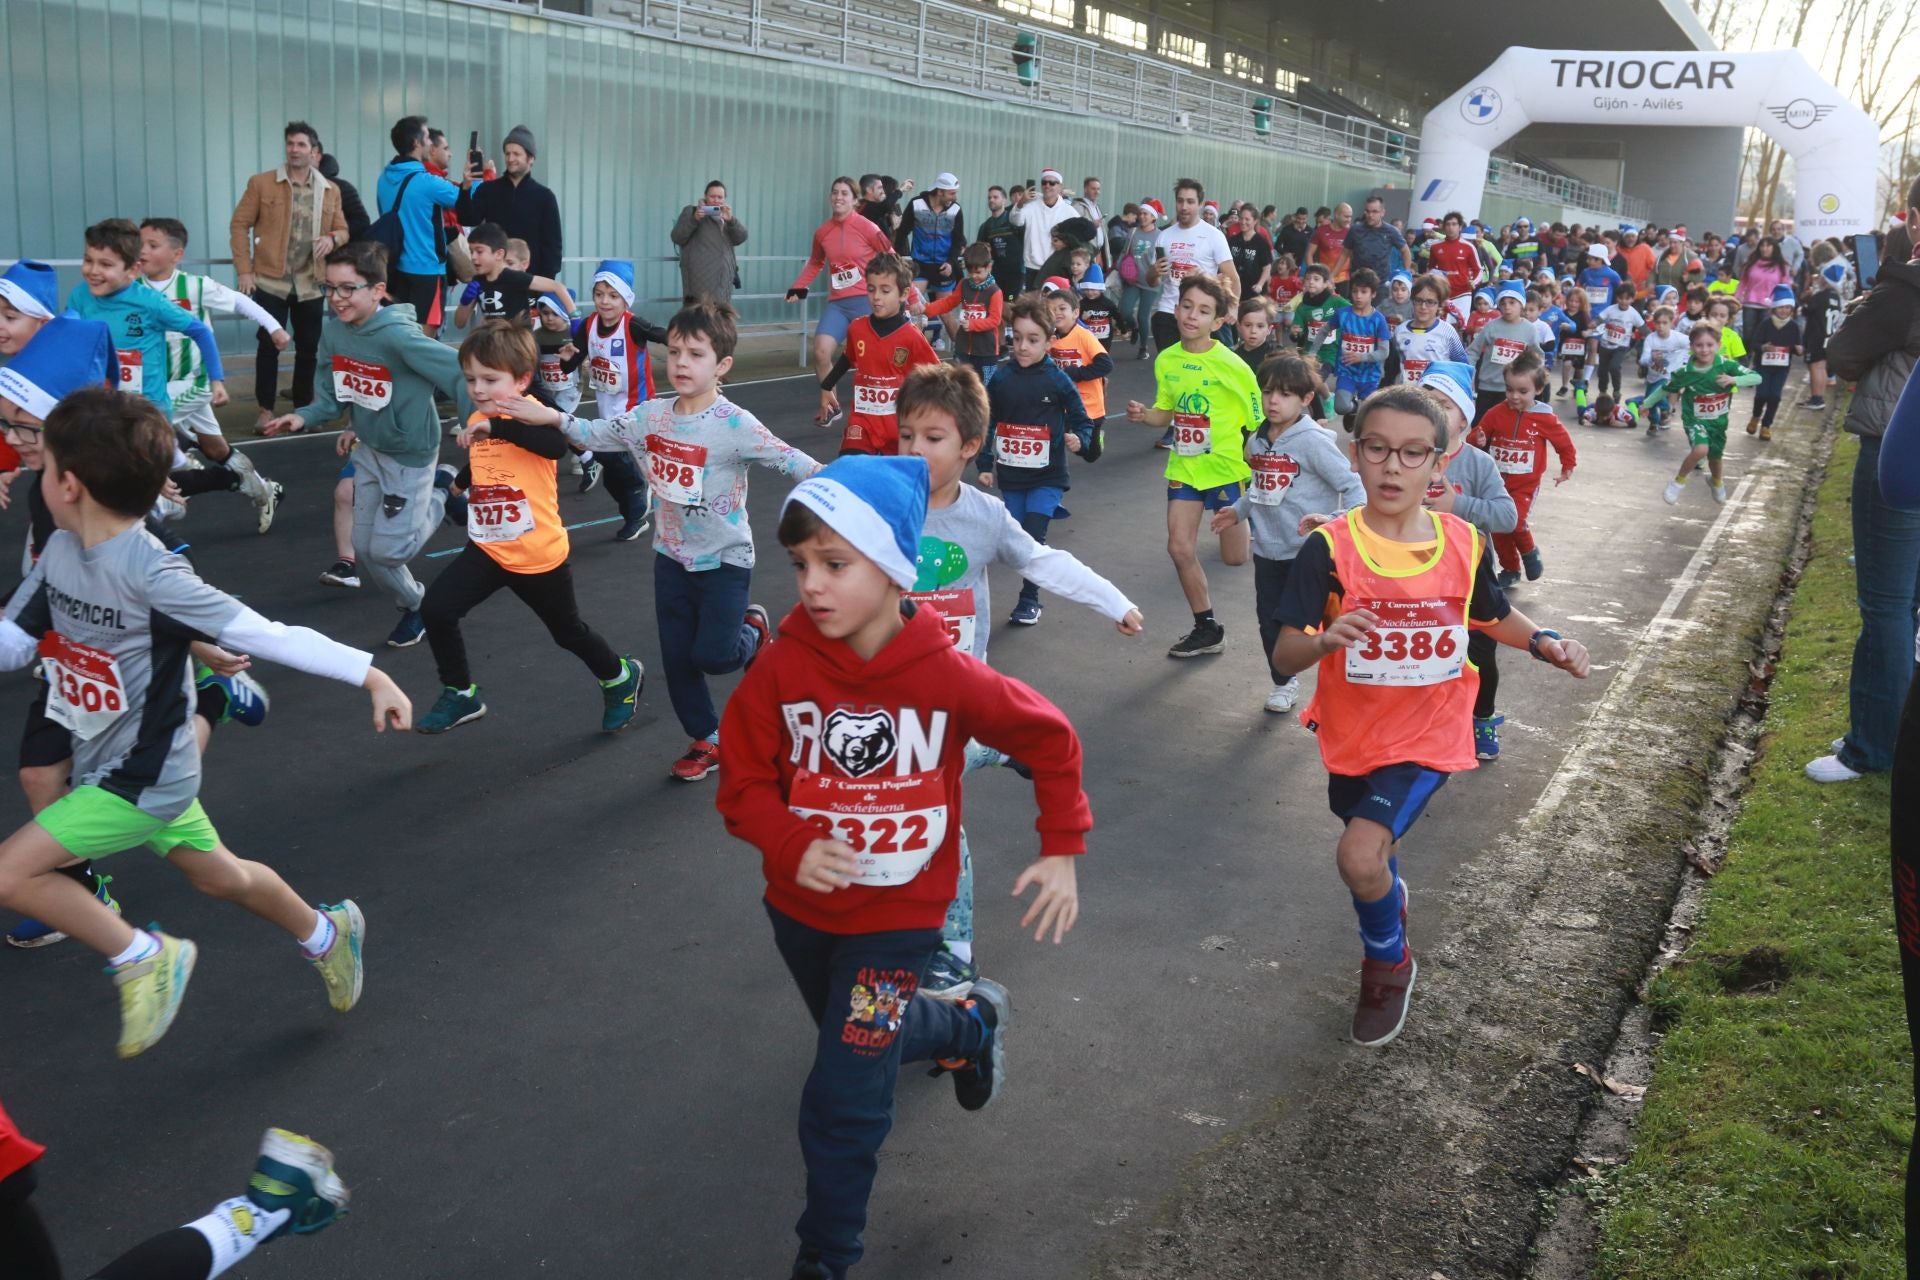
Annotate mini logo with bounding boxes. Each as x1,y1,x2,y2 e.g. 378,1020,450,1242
1819,193,1840,215
1461,87,1502,124
1766,98,1835,130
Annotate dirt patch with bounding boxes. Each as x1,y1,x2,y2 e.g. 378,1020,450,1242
1093,419,1839,1280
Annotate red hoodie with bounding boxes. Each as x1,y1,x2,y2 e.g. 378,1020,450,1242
0,1098,46,1185
718,601,1090,935
1471,401,1577,489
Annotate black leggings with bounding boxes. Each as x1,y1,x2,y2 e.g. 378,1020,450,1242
171,465,241,499
1469,628,1498,718
1,1167,214,1279
1595,346,1628,399
420,545,622,690
1890,664,1920,1278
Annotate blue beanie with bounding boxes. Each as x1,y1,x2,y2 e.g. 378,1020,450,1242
1770,284,1796,308
0,260,59,320
1474,288,1495,306
535,292,570,318
1387,269,1413,286
1496,280,1526,302
592,259,635,306
783,455,929,589
1421,360,1476,429
0,317,115,421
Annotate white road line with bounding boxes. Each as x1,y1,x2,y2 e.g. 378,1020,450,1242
234,373,818,448
1529,472,1763,819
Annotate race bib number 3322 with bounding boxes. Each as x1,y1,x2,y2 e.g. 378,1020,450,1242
788,768,950,886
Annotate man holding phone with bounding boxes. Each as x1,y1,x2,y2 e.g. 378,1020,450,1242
454,125,563,278
671,180,749,307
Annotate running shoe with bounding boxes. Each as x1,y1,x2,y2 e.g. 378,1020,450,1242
578,458,604,493
1711,482,1728,504
1167,621,1224,658
7,871,118,949
922,947,978,1002
435,464,467,528
671,739,721,782
1495,568,1521,590
614,504,651,542
1805,753,1863,783
1473,714,1504,761
1805,396,1826,410
417,686,487,734
1154,426,1174,449
308,900,365,1012
1662,480,1684,505
254,481,284,535
743,605,773,667
1008,599,1042,627
1522,549,1544,581
790,1251,835,1280
1264,678,1300,715
196,667,271,727
600,658,644,733
115,930,197,1059
386,609,426,649
248,1128,351,1237
1351,949,1417,1047
319,559,360,589
931,977,1009,1111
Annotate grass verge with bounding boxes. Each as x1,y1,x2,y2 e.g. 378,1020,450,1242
1596,431,1908,1278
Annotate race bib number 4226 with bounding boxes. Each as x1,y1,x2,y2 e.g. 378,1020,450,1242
331,356,393,410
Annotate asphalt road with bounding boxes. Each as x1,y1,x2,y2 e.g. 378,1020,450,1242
1,349,1801,1278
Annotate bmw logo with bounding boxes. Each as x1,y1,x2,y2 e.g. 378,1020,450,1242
1461,87,1502,124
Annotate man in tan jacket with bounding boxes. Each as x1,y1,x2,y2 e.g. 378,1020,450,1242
230,121,348,425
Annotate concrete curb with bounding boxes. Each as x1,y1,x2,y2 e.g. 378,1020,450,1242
1092,413,1838,1280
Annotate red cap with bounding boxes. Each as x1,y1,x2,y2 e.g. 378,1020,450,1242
1040,275,1074,295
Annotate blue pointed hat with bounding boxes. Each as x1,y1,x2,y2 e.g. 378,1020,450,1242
0,317,115,421
592,259,635,306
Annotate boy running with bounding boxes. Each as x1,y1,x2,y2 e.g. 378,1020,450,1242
0,260,60,356
559,259,660,541
1636,306,1688,430
1314,267,1391,426
922,242,1003,383
1465,281,1541,422
718,452,1088,1280
65,219,227,424
1273,384,1589,1045
1125,274,1261,658
500,302,822,781
1469,354,1576,588
415,322,642,735
1746,285,1802,439
1661,322,1762,505
134,219,285,533
0,387,410,1058
819,254,939,454
898,362,1139,996
262,242,472,648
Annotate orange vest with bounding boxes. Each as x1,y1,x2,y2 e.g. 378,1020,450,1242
465,408,568,574
1048,325,1107,419
1302,508,1483,775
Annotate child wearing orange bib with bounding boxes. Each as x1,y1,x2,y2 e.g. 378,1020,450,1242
418,323,641,735
1273,384,1590,1047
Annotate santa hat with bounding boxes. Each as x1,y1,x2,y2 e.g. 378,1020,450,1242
1821,260,1850,286
535,292,570,318
592,259,635,306
1495,280,1526,302
1077,265,1107,291
1770,284,1796,308
1204,199,1220,214
0,317,116,422
1420,361,1476,436
1039,168,1063,184
0,260,58,320
782,455,929,590
1142,198,1164,219
1040,276,1074,295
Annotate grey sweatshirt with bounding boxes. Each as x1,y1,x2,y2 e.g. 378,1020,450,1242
1227,416,1365,560
1435,442,1519,534
1468,316,1544,391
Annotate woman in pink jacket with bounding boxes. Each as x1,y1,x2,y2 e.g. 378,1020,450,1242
1736,236,1793,362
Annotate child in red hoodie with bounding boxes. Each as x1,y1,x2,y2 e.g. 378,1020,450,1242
717,453,1089,1280
1471,353,1575,588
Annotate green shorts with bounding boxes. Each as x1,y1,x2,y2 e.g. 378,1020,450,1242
35,786,221,859
1685,417,1729,459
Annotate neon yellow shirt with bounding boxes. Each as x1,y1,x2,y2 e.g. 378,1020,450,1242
1152,340,1260,490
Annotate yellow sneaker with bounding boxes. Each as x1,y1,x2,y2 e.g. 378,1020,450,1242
114,931,198,1059
308,901,365,1012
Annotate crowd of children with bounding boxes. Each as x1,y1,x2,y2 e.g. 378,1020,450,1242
0,181,1834,1280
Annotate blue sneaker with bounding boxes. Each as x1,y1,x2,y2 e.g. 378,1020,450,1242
933,977,1010,1111
248,1128,350,1237
1008,598,1042,626
196,666,271,727
435,464,467,528
386,609,425,649
417,685,486,734
599,659,644,733
922,947,978,1002
7,872,118,949
1522,549,1544,581
1495,568,1521,591
1474,714,1504,761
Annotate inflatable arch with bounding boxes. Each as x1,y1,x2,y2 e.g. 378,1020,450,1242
1411,47,1880,235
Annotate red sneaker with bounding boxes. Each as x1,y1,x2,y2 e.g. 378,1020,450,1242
671,739,721,782
1351,949,1417,1047
743,604,772,669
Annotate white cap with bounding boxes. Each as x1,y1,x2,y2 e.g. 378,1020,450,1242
932,172,958,191
1586,244,1609,261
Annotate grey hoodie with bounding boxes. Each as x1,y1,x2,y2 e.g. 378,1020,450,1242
1228,416,1365,560
295,303,473,468
1435,441,1519,534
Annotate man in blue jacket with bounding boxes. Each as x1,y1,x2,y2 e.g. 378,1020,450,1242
376,115,478,333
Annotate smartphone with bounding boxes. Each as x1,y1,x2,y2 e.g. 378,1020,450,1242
1155,246,1168,261
699,205,721,217
467,130,483,172
1852,232,1880,290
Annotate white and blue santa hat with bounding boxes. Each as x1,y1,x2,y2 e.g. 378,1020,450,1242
1619,222,1639,234
0,260,59,321
0,317,115,421
1387,269,1413,288
1473,287,1496,306
1077,262,1106,290
1420,361,1476,435
535,292,570,318
1821,260,1849,287
782,455,929,590
592,259,635,307
1655,284,1680,302
1496,279,1527,303
1769,284,1796,308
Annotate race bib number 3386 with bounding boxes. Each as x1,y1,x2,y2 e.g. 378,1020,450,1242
1344,598,1467,686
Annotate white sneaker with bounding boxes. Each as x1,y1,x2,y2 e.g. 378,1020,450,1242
1663,480,1684,505
1265,679,1300,714
1832,736,1847,754
1804,754,1863,783
1711,482,1728,504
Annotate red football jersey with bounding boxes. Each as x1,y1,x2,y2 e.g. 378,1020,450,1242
840,317,938,455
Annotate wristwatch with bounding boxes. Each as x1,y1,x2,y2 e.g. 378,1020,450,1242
1528,628,1562,662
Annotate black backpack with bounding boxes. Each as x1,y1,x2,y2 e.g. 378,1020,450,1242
365,171,447,266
